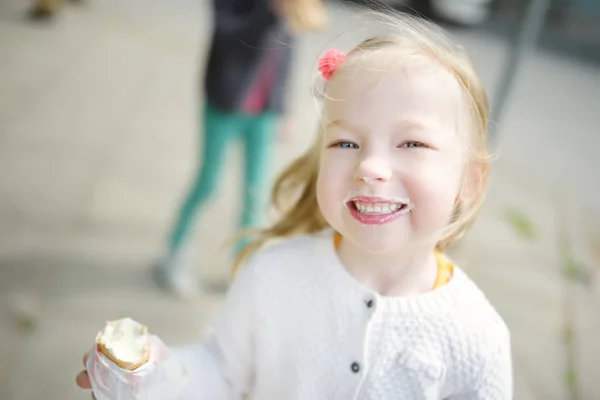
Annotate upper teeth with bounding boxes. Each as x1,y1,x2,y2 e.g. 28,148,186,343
353,201,403,214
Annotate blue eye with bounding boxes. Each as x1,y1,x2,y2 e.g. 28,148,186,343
337,141,359,149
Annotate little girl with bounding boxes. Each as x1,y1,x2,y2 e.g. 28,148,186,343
78,11,512,399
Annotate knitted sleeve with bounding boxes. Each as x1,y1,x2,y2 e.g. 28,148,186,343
170,261,259,399
448,333,513,400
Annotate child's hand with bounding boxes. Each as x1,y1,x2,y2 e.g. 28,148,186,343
75,351,94,396
76,336,188,400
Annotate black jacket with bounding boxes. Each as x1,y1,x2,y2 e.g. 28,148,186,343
204,0,293,114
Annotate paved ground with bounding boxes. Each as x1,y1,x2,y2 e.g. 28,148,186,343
0,0,599,399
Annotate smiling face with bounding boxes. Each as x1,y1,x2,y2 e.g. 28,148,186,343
316,59,469,254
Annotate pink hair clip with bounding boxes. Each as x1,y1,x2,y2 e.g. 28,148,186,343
318,49,346,80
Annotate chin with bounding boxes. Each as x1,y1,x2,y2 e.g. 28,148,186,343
345,229,413,255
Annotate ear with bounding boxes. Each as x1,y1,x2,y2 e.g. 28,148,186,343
472,159,488,197
458,158,488,207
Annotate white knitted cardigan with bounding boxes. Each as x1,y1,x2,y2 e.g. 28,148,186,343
173,230,512,399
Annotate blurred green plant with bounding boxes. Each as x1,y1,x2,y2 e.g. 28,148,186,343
10,293,40,333
504,208,537,240
565,367,578,396
562,258,584,281
557,219,583,400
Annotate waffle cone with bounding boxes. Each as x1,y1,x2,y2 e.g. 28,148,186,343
96,319,150,371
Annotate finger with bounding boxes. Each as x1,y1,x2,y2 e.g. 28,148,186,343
76,370,91,389
82,351,90,366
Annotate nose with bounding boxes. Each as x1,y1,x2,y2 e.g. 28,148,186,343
355,157,392,183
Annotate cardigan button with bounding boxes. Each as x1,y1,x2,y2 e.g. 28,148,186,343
351,362,360,373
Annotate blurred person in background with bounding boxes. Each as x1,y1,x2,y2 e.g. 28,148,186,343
156,0,328,298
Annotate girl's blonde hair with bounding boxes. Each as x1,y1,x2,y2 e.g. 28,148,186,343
233,10,490,274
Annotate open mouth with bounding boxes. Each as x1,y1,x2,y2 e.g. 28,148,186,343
349,200,410,215
345,196,413,225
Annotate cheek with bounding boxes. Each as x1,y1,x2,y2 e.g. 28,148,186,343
318,152,353,192
405,157,464,224
316,159,340,215
317,154,353,224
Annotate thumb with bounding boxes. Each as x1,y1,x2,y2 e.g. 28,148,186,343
76,370,92,389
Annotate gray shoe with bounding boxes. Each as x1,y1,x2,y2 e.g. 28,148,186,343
154,258,201,300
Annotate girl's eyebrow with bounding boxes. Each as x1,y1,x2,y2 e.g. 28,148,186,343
325,119,364,135
326,118,436,133
394,117,437,132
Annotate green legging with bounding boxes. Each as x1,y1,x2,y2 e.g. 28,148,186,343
168,102,277,257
